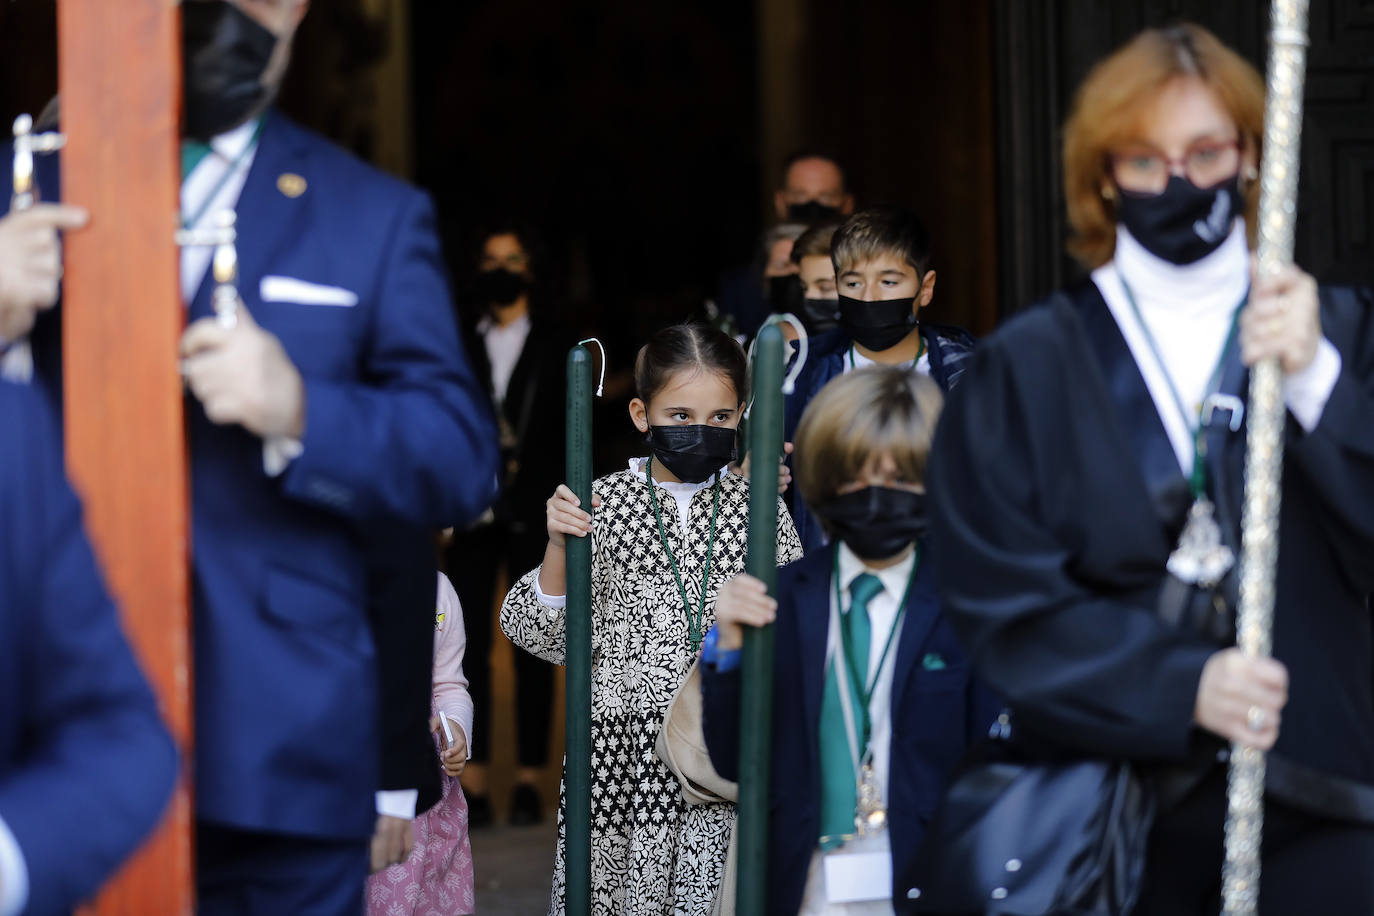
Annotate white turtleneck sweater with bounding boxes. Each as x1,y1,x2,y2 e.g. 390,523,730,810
1092,221,1342,474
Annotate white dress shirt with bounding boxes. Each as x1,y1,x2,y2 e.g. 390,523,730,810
1094,221,1341,474
477,311,532,405
799,542,915,916
181,118,305,476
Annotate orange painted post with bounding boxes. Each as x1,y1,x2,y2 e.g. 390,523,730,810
57,1,194,913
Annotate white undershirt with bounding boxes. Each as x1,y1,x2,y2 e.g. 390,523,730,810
477,312,531,405
844,345,930,378
799,543,914,916
1094,221,1341,474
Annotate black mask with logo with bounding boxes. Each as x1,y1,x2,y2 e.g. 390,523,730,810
471,268,530,308
182,1,279,141
815,486,927,560
786,200,842,224
646,425,737,484
1115,174,1241,266
837,294,919,352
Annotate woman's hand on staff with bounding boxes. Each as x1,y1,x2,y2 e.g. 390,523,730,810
1241,259,1321,374
1194,647,1289,750
710,574,776,652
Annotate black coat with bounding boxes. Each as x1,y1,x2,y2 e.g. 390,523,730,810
928,282,1374,790
464,315,568,537
364,523,443,815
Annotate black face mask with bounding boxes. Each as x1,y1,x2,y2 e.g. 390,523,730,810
182,1,279,141
838,294,919,352
646,425,737,484
471,268,530,308
767,274,800,312
816,486,927,560
1115,174,1241,266
786,200,842,224
797,296,840,335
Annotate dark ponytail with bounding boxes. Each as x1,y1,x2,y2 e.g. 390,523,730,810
633,324,748,407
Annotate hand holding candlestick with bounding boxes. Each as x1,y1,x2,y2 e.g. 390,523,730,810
175,209,240,329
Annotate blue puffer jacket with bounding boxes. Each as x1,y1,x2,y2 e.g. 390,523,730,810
783,322,977,552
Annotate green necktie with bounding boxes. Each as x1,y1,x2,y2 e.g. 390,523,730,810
818,572,884,849
181,140,213,180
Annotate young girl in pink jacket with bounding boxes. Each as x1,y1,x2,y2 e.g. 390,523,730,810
367,573,477,915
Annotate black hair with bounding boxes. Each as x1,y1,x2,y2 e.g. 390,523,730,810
633,324,748,407
831,206,933,277
781,148,849,192
475,216,545,277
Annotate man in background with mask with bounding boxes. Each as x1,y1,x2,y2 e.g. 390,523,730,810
445,221,566,830
716,149,855,339
4,1,500,911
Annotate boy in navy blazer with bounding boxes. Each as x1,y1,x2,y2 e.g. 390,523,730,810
3,2,500,911
0,381,177,916
701,367,997,914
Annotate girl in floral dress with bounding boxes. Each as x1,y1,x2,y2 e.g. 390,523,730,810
502,324,802,915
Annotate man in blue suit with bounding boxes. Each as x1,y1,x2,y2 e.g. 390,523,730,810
3,1,501,911
0,381,177,916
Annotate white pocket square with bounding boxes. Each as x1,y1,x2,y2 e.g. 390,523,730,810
260,275,359,308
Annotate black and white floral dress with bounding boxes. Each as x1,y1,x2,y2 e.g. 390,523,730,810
501,459,803,915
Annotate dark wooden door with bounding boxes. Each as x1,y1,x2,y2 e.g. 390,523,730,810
993,0,1374,314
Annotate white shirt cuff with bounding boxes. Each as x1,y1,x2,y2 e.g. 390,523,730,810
263,436,305,477
534,568,567,610
375,789,419,821
1284,337,1342,433
0,813,30,916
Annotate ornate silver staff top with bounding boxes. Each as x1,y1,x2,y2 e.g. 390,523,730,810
11,114,66,212
1222,2,1310,914
175,209,241,329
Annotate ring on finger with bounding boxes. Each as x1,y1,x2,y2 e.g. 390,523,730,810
1247,705,1268,733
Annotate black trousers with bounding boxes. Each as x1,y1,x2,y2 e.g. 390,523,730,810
197,822,368,916
445,521,553,768
1134,768,1374,915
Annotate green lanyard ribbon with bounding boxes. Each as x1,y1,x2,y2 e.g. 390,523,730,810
1118,278,1245,501
831,544,918,751
645,455,722,654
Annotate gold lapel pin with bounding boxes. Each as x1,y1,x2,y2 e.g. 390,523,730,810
277,173,307,198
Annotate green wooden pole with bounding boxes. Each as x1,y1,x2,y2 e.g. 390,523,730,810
737,324,784,914
564,345,594,916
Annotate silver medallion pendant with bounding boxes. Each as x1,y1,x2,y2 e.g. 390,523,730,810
1166,498,1235,588
854,760,887,838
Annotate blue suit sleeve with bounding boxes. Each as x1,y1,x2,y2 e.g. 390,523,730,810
281,191,500,527
699,648,744,784
0,397,177,916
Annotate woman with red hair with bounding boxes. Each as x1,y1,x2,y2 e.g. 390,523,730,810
927,24,1374,914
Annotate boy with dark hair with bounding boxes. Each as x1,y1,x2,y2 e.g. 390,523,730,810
782,206,976,552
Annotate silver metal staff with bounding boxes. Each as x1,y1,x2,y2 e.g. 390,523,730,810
1222,2,1310,913
11,114,66,212
175,209,241,328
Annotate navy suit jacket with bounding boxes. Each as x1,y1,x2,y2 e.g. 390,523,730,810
0,382,176,915
11,112,500,839
700,546,999,915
